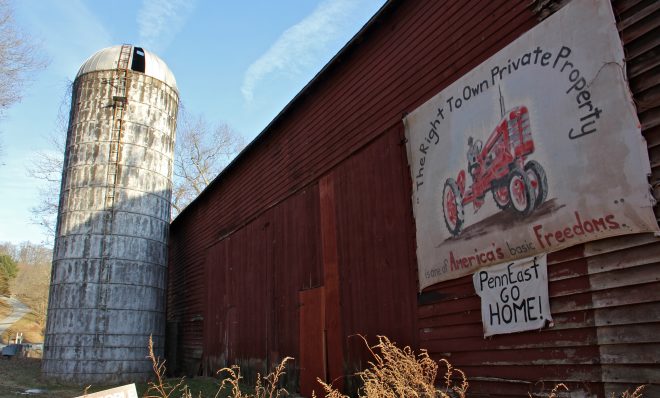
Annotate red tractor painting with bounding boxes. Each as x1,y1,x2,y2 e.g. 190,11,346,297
443,106,548,237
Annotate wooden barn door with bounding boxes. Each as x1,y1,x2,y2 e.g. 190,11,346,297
299,287,326,397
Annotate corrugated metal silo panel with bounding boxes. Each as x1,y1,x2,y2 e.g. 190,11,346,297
43,45,179,384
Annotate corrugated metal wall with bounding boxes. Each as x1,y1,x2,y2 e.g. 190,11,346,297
620,0,660,394
419,236,660,397
201,185,322,385
418,1,660,396
168,0,659,395
168,0,538,375
330,125,419,390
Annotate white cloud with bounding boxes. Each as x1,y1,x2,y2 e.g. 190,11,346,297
138,0,196,54
241,0,359,102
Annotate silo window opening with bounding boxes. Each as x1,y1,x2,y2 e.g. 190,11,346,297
132,47,146,73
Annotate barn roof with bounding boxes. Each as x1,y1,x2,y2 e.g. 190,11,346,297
172,0,397,224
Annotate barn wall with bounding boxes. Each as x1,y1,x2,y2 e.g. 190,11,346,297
168,0,539,377
418,1,660,396
168,0,660,395
201,185,322,387
596,0,660,394
331,125,418,388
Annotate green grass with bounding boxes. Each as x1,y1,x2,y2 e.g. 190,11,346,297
0,357,239,398
138,376,231,398
0,358,87,398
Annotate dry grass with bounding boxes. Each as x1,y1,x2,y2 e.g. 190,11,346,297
144,334,646,398
146,336,189,398
146,335,291,398
616,385,646,398
544,383,568,398
0,298,10,319
542,384,646,398
316,335,467,398
11,262,50,338
0,261,50,345
313,336,646,398
1,308,43,343
216,357,291,398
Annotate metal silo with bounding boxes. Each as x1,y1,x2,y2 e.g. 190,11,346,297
42,45,178,383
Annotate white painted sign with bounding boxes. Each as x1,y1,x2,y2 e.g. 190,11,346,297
473,255,552,337
74,384,138,398
405,0,658,289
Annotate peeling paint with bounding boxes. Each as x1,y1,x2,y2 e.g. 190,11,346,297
43,57,178,384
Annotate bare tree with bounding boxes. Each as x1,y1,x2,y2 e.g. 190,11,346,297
28,100,245,239
16,240,52,266
28,135,65,237
1,241,52,338
172,111,245,215
0,0,45,112
0,0,47,158
27,83,70,239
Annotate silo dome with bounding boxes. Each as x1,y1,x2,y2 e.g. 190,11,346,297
77,45,178,91
42,44,179,384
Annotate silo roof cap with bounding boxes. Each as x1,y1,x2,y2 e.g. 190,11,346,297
76,45,177,91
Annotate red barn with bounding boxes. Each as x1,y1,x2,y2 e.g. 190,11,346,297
167,0,660,396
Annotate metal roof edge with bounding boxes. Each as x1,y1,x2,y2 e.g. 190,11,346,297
171,0,398,226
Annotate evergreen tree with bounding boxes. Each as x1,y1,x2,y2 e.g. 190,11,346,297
0,253,18,295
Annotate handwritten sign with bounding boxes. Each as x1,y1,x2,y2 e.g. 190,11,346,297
74,384,138,398
405,0,658,289
473,255,552,337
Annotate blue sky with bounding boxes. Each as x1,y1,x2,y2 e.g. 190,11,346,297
0,0,386,245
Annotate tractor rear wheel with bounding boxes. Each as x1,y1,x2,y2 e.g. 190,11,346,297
507,168,536,216
525,160,548,209
443,178,464,236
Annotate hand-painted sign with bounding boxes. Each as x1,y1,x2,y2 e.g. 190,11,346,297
405,0,658,289
74,384,138,398
473,255,552,337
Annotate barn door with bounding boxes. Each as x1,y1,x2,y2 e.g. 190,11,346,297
299,287,326,397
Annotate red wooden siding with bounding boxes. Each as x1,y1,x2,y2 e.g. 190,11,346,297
199,185,322,386
331,125,418,384
420,236,660,397
299,287,326,398
168,0,660,395
418,1,660,396
605,1,660,394
168,0,539,378
319,175,345,390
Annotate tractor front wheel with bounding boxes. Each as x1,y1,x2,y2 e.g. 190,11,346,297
507,169,536,216
443,178,465,236
492,184,510,210
525,160,548,209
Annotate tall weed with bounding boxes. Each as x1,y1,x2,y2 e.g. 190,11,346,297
316,335,467,398
146,335,645,398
